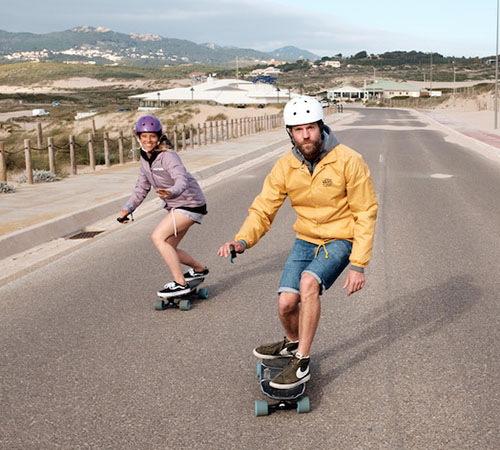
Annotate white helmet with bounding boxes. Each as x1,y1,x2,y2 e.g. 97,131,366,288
283,96,324,127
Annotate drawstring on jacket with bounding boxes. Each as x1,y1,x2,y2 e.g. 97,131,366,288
314,243,329,259
171,208,178,237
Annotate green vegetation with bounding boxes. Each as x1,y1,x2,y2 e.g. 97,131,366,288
206,113,228,121
0,61,228,85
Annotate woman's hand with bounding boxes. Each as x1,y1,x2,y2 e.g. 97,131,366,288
156,189,171,199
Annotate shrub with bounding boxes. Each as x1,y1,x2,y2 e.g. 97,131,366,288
18,169,57,183
206,113,228,121
0,182,16,193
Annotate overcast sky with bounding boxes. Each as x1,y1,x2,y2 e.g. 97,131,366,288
1,0,495,58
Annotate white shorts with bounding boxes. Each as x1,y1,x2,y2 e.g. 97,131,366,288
169,208,204,224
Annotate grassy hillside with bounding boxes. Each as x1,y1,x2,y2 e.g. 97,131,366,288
0,62,229,85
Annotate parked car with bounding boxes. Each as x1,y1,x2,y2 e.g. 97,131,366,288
116,107,131,112
32,109,50,116
320,100,329,108
51,101,61,106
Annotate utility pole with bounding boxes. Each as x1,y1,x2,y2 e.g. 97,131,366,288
453,62,456,98
430,53,433,109
495,0,499,129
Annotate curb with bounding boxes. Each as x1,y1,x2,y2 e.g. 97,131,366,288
0,138,289,260
413,109,500,160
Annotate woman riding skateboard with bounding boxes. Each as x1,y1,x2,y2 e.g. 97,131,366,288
118,115,209,297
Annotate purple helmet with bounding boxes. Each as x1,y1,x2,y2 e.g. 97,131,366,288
135,115,162,135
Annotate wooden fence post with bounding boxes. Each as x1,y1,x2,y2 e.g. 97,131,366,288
24,139,33,184
203,123,207,146
118,131,124,164
197,124,201,147
190,125,194,149
0,142,6,182
182,125,186,150
37,122,43,148
69,135,77,175
88,133,95,171
174,126,178,149
104,132,110,167
131,132,137,161
47,137,56,174
210,122,214,144
92,119,97,136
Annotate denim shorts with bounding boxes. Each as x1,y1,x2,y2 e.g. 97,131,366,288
278,238,352,295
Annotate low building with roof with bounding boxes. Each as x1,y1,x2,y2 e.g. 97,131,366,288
327,84,365,101
130,77,294,109
363,80,424,99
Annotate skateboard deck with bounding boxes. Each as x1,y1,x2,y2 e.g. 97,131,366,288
255,358,310,416
154,277,208,311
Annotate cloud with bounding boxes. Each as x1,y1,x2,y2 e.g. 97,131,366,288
0,0,490,57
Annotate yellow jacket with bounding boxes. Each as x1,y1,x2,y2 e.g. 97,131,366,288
235,143,378,268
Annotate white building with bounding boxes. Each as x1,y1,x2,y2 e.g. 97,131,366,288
131,77,295,109
328,84,365,101
323,61,341,68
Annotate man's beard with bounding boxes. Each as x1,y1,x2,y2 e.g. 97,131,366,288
297,139,322,162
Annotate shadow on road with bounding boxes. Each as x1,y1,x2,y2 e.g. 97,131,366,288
312,274,479,406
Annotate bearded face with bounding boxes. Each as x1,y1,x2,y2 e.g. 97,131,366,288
289,122,322,161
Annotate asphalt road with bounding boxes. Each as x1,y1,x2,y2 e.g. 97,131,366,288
1,108,500,449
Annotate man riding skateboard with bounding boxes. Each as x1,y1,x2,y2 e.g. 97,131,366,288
218,96,378,389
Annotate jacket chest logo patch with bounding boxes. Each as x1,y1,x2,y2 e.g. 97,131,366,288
152,168,165,171
322,178,333,187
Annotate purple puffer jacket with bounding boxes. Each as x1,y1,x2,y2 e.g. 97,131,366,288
124,150,206,213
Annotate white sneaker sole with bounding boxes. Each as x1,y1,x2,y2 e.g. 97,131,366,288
269,373,311,390
252,349,295,359
157,288,192,298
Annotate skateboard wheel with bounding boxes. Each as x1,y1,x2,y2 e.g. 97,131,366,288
154,300,165,311
296,396,310,414
256,362,262,377
197,288,209,299
255,400,269,416
179,299,191,311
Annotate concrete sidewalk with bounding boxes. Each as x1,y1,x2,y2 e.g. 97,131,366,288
416,109,500,157
0,125,295,260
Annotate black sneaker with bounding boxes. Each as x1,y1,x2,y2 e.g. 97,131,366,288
269,355,311,389
183,267,209,281
253,337,299,359
157,281,192,298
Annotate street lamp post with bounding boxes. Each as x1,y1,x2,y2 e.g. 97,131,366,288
452,61,456,99
276,87,280,103
495,0,499,129
190,87,194,101
157,92,160,108
430,53,433,109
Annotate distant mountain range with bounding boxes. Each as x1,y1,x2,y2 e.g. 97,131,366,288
0,26,319,66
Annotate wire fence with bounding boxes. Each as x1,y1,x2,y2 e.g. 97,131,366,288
0,113,283,184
